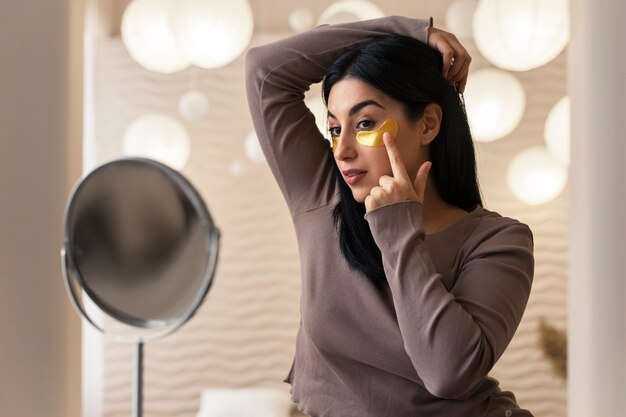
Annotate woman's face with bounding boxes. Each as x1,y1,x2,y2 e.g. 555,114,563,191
327,77,428,203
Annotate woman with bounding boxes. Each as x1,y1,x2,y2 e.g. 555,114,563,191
245,16,534,417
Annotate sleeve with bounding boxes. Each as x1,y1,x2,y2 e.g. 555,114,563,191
363,201,534,400
245,16,431,217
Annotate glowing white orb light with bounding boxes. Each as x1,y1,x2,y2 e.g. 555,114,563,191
463,68,526,142
544,96,570,166
473,0,570,71
121,0,190,74
179,89,209,121
244,131,265,164
289,8,315,32
123,113,191,170
445,0,479,40
173,0,254,69
318,0,385,25
507,146,568,205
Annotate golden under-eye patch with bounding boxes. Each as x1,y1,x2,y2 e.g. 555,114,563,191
331,119,399,151
356,119,398,147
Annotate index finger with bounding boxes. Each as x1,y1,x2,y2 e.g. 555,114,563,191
383,132,411,182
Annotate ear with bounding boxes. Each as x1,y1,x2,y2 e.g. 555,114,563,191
418,103,442,145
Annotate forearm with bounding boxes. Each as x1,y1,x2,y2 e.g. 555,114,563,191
364,201,534,400
246,16,431,94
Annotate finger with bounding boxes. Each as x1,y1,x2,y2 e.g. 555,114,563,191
383,132,411,182
369,186,386,201
445,47,469,82
413,161,432,202
428,28,454,79
458,76,468,95
439,45,454,79
364,195,374,213
378,175,395,189
450,64,470,94
449,55,471,86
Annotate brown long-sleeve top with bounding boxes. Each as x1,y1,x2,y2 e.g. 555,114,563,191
245,16,535,417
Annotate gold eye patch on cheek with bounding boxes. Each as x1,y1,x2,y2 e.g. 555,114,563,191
356,119,399,147
330,119,399,151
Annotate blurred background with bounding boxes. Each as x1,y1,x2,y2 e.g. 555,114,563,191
1,1,622,417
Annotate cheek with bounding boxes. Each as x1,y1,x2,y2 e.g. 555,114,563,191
367,149,393,177
396,136,422,172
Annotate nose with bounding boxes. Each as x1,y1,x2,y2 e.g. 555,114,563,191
333,132,356,161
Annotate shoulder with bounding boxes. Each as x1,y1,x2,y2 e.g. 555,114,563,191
462,205,534,261
472,206,533,237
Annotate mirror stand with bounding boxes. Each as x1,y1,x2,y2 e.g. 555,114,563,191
63,247,147,417
134,339,143,417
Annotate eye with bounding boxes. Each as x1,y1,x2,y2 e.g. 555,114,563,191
357,119,375,130
329,126,341,138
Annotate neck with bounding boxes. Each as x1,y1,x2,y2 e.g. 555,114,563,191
422,177,468,235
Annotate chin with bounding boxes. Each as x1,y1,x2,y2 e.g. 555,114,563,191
344,179,370,203
351,190,367,204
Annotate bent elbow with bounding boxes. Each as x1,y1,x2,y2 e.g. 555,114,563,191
244,47,261,77
423,376,479,401
245,46,272,82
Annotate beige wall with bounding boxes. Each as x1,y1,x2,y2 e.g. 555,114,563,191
0,0,82,415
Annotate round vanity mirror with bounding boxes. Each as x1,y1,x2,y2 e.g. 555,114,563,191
61,157,220,416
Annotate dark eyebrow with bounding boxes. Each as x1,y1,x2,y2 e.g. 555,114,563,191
327,99,385,120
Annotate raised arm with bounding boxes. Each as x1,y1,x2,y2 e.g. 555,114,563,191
365,201,534,400
244,16,431,216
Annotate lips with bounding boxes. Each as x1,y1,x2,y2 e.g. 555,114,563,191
342,169,367,185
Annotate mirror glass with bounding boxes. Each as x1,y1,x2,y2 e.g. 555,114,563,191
64,158,218,330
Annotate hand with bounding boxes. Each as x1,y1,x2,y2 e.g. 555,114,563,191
427,27,472,93
364,132,432,213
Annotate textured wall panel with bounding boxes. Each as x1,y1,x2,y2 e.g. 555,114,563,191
94,32,568,417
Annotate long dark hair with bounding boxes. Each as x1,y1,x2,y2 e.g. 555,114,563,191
322,35,482,284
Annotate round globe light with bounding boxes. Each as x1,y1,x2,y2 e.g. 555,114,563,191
121,0,190,74
179,89,210,121
244,131,265,164
463,68,526,142
473,0,570,71
172,0,254,69
445,0,479,40
507,146,568,205
318,0,385,25
123,113,191,170
289,8,315,32
544,96,570,166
